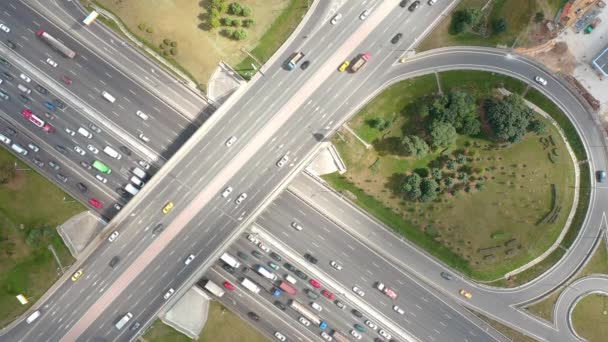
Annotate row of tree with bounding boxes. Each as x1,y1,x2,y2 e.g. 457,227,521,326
449,7,507,35
209,0,254,31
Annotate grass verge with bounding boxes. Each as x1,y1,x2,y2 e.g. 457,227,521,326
475,312,538,342
571,294,608,342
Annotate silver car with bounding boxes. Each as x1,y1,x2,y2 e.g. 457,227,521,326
235,192,247,204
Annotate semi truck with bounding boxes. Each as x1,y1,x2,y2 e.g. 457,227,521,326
203,280,225,297
36,29,76,59
349,52,371,73
278,281,298,295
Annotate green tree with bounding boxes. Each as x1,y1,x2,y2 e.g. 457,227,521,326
232,29,247,40
431,92,480,136
223,17,233,26
242,6,252,17
475,181,485,190
449,10,467,35
402,135,429,157
444,177,454,188
431,168,442,180
456,153,467,164
243,18,255,27
210,16,221,29
492,18,507,34
528,119,547,134
367,118,381,129
447,160,457,170
429,120,457,149
229,2,242,15
232,19,242,27
486,94,534,143
463,8,482,27
402,173,422,200
534,12,545,23
420,179,439,202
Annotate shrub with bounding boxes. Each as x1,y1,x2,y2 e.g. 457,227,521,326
162,50,168,56
210,17,221,29
171,41,178,47
492,18,507,34
232,29,247,40
243,19,255,27
221,28,233,37
170,48,177,55
223,17,233,26
232,19,242,27
159,43,167,50
163,38,171,45
242,6,252,17
146,27,154,33
138,23,146,31
534,12,544,23
229,2,242,15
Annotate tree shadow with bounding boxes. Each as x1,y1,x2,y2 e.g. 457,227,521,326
372,136,405,157
386,173,408,195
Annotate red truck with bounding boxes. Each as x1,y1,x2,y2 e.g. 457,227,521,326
376,282,398,299
349,52,371,73
278,281,298,295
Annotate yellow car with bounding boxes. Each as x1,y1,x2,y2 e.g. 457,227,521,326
459,289,472,299
162,201,175,214
338,60,350,72
71,269,84,282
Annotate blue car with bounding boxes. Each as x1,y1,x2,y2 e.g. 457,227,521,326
597,170,606,183
44,101,56,111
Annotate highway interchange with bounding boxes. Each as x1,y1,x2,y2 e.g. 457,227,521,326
0,0,606,341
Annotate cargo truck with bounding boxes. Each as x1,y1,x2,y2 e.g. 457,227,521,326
349,52,371,73
203,280,225,297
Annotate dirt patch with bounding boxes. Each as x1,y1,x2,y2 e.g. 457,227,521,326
5,170,26,191
520,41,577,74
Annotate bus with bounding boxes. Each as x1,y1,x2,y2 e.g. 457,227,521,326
220,253,241,268
82,11,99,26
285,52,304,70
36,29,76,59
93,160,112,174
289,300,327,329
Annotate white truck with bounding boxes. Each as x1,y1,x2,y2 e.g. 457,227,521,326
241,277,261,294
204,280,225,297
220,252,241,268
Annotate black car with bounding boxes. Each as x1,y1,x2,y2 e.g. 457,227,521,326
19,95,30,103
440,271,453,280
335,300,346,309
237,251,250,261
6,40,16,49
129,322,141,331
119,146,132,156
305,289,319,299
109,256,121,267
2,72,13,81
35,84,48,95
242,266,250,273
374,338,384,342
295,270,308,280
0,57,9,66
77,182,88,193
270,252,282,262
5,127,16,135
56,173,68,183
352,309,363,318
300,60,310,70
55,145,68,155
117,188,130,198
247,312,259,321
48,161,60,171
251,250,263,259
222,264,236,274
304,253,318,264
391,33,403,44
399,0,409,7
284,263,297,272
80,161,91,170
53,98,66,109
408,0,420,11
274,301,286,311
152,223,165,235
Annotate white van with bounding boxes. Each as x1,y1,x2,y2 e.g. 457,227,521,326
26,310,41,324
17,84,31,94
114,312,132,330
103,146,122,160
102,91,116,103
125,183,139,196
0,134,11,145
77,127,92,139
130,176,145,188
11,143,28,156
285,274,297,285
132,167,147,179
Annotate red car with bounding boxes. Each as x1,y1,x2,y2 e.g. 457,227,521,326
223,281,235,291
62,75,72,85
309,279,321,288
89,198,102,209
321,289,335,300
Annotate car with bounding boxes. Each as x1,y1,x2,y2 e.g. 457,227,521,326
247,233,260,244
459,288,472,299
43,112,55,120
274,332,286,341
330,13,342,25
129,321,141,331
311,302,322,312
237,251,250,261
108,231,119,242
62,75,72,85
184,254,196,265
321,331,333,341
95,174,108,183
330,260,343,271
162,201,175,214
80,161,91,170
295,270,308,280
2,72,13,81
360,9,371,20
304,253,317,264
27,143,39,152
354,324,365,333
20,73,31,83
353,286,365,297
55,145,68,155
597,170,607,182
113,203,122,211
109,256,120,267
301,60,310,70
321,289,335,300
138,133,150,143
235,193,247,204
365,320,378,330
75,183,88,194
309,278,321,288
270,252,282,262
64,127,75,136
5,127,16,136
119,146,132,156
258,242,270,253
393,305,405,315
6,40,16,49
19,94,29,103
0,58,9,67
163,288,175,300
379,329,392,339
440,271,453,280
534,76,548,86
152,223,165,235
87,144,99,154
89,198,102,209
36,85,49,95
247,312,260,321
338,60,350,72
48,161,60,171
268,262,280,270
138,160,151,170
399,0,410,7
251,250,263,259
46,58,58,67
225,136,237,147
136,110,149,120
276,155,289,167
71,269,84,281
350,330,362,340
284,262,296,272
391,33,403,44
428,0,437,4
74,146,86,156
223,264,236,274
223,281,235,291
53,99,66,109
44,101,56,112
117,188,130,198
291,221,303,231
33,158,44,168
56,173,68,183
352,309,363,318
88,124,101,133
274,301,286,310
298,316,310,327
305,288,319,299
408,0,421,11
0,24,9,33
221,187,233,198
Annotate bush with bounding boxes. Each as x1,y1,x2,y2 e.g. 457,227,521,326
229,2,242,15
146,27,154,33
232,29,247,40
402,135,429,157
170,48,178,55
210,16,221,29
492,18,507,34
163,38,171,45
162,50,168,55
138,23,146,31
232,19,242,27
534,12,544,23
221,28,233,37
171,41,178,47
223,17,233,26
242,6,252,17
243,19,255,27
159,43,167,50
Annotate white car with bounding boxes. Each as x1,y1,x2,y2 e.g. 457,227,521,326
225,136,237,147
321,331,333,341
46,58,58,67
247,234,260,244
163,288,175,300
257,242,270,253
95,174,108,183
108,231,119,242
64,127,75,136
353,286,365,297
428,0,438,4
135,110,149,120
393,305,405,315
0,24,10,33
365,320,377,330
184,254,196,265
379,329,391,339
291,221,303,231
138,160,151,170
298,316,310,327
28,143,40,152
73,146,86,156
276,155,289,167
19,73,31,83
330,260,343,271
235,192,247,204
360,9,371,20
311,302,322,312
221,187,233,198
534,76,547,86
330,13,342,25
87,144,99,154
274,332,286,341
350,330,362,340
138,133,150,143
